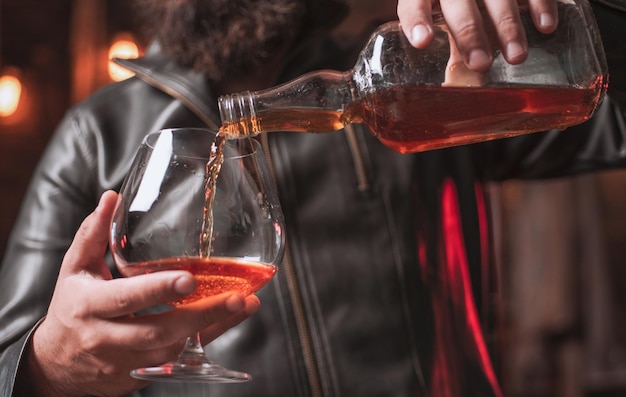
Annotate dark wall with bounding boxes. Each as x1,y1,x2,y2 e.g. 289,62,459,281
0,0,72,259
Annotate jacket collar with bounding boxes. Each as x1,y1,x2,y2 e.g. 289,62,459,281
113,43,221,129
112,30,360,130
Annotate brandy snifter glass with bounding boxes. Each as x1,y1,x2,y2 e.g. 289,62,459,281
110,127,285,383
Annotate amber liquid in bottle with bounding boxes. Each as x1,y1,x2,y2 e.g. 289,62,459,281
222,81,602,154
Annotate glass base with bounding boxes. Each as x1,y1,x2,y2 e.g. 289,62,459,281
131,362,252,383
132,334,251,383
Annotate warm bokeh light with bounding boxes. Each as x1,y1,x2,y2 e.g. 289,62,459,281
0,73,22,118
108,33,139,82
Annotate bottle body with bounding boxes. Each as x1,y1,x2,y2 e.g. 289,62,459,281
344,80,603,153
219,0,607,153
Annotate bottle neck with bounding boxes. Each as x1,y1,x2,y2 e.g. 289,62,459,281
218,91,258,138
218,70,355,136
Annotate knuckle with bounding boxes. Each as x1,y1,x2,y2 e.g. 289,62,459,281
200,306,222,328
65,303,84,320
112,290,133,312
142,326,169,347
494,13,520,34
65,295,91,320
97,361,122,378
79,328,106,354
454,21,483,43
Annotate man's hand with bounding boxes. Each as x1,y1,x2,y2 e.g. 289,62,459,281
20,191,260,397
397,0,559,71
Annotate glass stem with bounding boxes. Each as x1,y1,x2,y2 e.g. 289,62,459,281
176,332,214,365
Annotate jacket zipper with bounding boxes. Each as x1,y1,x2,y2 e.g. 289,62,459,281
261,129,371,396
260,132,324,397
344,124,370,192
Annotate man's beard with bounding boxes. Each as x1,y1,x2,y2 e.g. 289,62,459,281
134,0,308,83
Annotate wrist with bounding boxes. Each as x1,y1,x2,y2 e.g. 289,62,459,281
17,323,79,397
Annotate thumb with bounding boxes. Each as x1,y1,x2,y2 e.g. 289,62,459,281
60,190,119,276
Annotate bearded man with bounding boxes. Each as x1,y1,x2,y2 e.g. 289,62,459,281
2,0,626,396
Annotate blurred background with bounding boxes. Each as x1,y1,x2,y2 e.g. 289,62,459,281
0,0,143,255
491,171,626,397
1,1,626,396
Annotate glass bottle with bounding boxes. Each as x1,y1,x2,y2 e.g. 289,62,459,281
218,0,607,154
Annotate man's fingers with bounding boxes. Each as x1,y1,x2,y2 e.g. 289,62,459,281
483,0,528,64
397,0,435,48
159,293,257,345
439,0,493,72
199,295,261,345
60,190,118,276
528,0,558,34
85,271,197,318
144,296,261,365
108,292,258,350
397,0,560,71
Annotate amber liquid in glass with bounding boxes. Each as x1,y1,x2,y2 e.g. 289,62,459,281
122,256,277,306
222,83,602,153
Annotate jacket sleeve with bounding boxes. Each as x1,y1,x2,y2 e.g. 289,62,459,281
0,111,101,396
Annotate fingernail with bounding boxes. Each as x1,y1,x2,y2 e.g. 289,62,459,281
468,49,491,69
225,294,245,312
506,41,525,60
540,12,555,28
174,275,196,295
411,24,429,46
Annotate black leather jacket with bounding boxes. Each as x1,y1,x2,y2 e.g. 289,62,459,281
1,2,626,396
